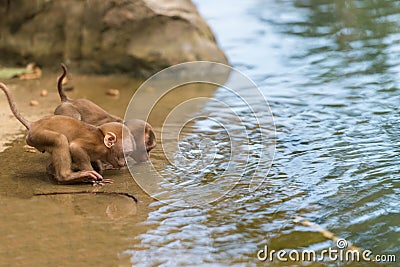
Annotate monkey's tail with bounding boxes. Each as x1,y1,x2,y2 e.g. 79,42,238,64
58,63,68,102
0,82,31,130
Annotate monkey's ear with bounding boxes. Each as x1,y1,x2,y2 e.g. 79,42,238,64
146,128,157,152
104,132,117,148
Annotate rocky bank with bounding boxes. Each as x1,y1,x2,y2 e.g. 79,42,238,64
0,0,228,76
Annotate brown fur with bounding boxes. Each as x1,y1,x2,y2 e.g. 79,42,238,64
54,64,156,162
0,82,135,184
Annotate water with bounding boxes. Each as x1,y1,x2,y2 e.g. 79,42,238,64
126,0,400,266
1,1,399,266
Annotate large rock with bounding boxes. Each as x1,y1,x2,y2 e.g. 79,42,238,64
0,0,228,76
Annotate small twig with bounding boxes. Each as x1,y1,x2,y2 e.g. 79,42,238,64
34,190,137,203
294,216,362,252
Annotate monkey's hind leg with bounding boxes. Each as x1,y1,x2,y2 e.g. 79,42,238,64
33,130,102,184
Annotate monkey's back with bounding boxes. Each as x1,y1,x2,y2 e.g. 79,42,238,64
28,115,100,145
68,99,122,126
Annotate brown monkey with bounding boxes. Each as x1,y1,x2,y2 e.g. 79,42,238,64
54,64,156,162
0,82,135,184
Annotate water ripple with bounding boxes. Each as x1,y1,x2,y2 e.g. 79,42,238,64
127,0,400,265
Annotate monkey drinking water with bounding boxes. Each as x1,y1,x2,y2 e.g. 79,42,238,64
54,64,156,163
0,82,135,185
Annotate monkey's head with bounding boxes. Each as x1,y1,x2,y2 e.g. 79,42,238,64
124,119,157,163
99,122,136,168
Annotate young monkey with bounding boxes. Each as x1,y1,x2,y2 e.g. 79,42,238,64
54,64,156,163
0,82,135,185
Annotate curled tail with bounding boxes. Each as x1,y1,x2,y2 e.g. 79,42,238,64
58,63,68,102
0,82,30,130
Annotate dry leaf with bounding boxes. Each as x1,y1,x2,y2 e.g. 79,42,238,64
19,64,42,80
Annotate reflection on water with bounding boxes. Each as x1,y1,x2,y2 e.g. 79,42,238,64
127,0,400,266
125,62,274,208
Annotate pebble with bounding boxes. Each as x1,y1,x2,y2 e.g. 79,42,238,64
40,89,48,96
106,89,120,96
30,100,39,106
23,145,37,153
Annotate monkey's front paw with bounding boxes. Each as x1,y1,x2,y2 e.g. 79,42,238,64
92,178,114,186
82,170,103,181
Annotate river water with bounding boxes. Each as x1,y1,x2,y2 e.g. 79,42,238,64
127,0,400,266
0,0,399,266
